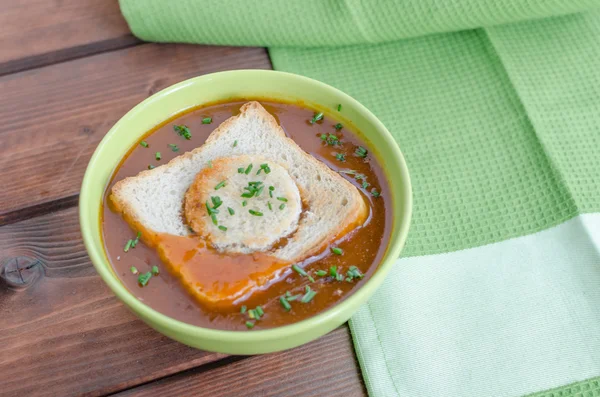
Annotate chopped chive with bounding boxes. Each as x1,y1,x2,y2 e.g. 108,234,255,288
233,140,238,147
337,104,342,111
140,141,149,148
131,231,141,248
242,200,248,207
124,239,133,252
208,160,213,168
258,163,271,174
316,270,327,277
308,275,315,283
279,203,286,210
371,188,381,198
335,153,346,162
268,202,272,211
174,125,192,140
256,306,264,317
346,265,364,280
240,305,247,314
211,196,223,209
130,266,138,275
286,294,302,302
249,209,263,216
339,169,356,175
336,273,344,281
148,164,155,170
211,214,218,225
202,117,212,124
214,180,226,190
292,264,308,277
269,186,275,191
330,266,338,278
218,225,227,231
320,134,327,141
255,185,264,197
346,277,353,282
238,167,245,174
331,247,343,255
324,134,340,146
276,197,288,202
362,181,371,189
155,152,162,160
334,123,343,130
280,296,292,311
228,207,235,215
248,310,256,319
301,288,317,303
355,146,368,158
244,164,253,175
168,143,179,152
269,190,273,198
151,265,159,276
245,321,255,329
138,272,152,287
310,112,324,124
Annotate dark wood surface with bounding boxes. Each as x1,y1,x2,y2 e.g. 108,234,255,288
0,1,367,396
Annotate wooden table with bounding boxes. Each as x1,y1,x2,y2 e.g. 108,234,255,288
0,2,367,396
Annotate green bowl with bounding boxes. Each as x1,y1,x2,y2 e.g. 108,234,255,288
80,70,412,354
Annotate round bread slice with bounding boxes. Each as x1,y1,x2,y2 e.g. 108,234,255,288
184,155,302,254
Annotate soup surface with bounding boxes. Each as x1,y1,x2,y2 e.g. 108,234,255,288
103,100,392,330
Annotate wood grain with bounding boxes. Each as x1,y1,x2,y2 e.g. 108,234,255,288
115,326,366,397
0,0,138,75
0,43,272,224
0,206,363,397
0,207,225,397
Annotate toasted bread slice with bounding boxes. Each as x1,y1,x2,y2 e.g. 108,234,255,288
110,102,368,306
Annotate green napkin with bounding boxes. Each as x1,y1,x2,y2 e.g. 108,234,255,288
120,1,600,396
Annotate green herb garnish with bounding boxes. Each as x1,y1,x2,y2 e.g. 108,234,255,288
211,196,223,209
256,163,271,175
268,202,272,211
330,266,338,278
280,296,292,311
244,164,253,175
238,167,245,174
155,152,162,160
245,321,255,329
362,181,370,189
292,264,307,276
140,141,149,148
148,165,155,170
331,247,343,255
138,272,152,287
241,305,247,313
256,306,264,317
316,270,327,277
371,188,381,197
202,117,212,124
233,140,238,147
228,207,235,215
279,203,286,210
174,125,191,140
322,133,340,146
130,266,138,275
168,143,179,152
334,123,343,130
214,180,226,190
301,287,317,303
355,146,368,158
335,153,346,162
211,214,218,225
346,266,364,281
286,293,302,302
242,200,248,207
241,181,264,198
249,209,263,216
337,104,342,111
152,265,159,276
131,231,141,248
208,160,213,168
218,225,228,231
276,197,288,202
310,112,324,124
124,239,133,252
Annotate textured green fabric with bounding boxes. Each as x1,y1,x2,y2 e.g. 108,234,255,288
120,0,599,46
119,1,600,396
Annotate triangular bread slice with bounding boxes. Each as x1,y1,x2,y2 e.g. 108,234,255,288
110,102,368,306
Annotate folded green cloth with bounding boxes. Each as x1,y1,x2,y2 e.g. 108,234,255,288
120,1,600,396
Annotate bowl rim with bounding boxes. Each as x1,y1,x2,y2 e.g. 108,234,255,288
80,69,412,344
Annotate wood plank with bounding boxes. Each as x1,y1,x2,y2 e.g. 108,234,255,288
0,206,364,397
0,0,138,75
0,43,272,224
0,206,226,397
116,326,366,397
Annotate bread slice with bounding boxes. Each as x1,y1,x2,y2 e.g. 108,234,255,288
110,102,368,306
